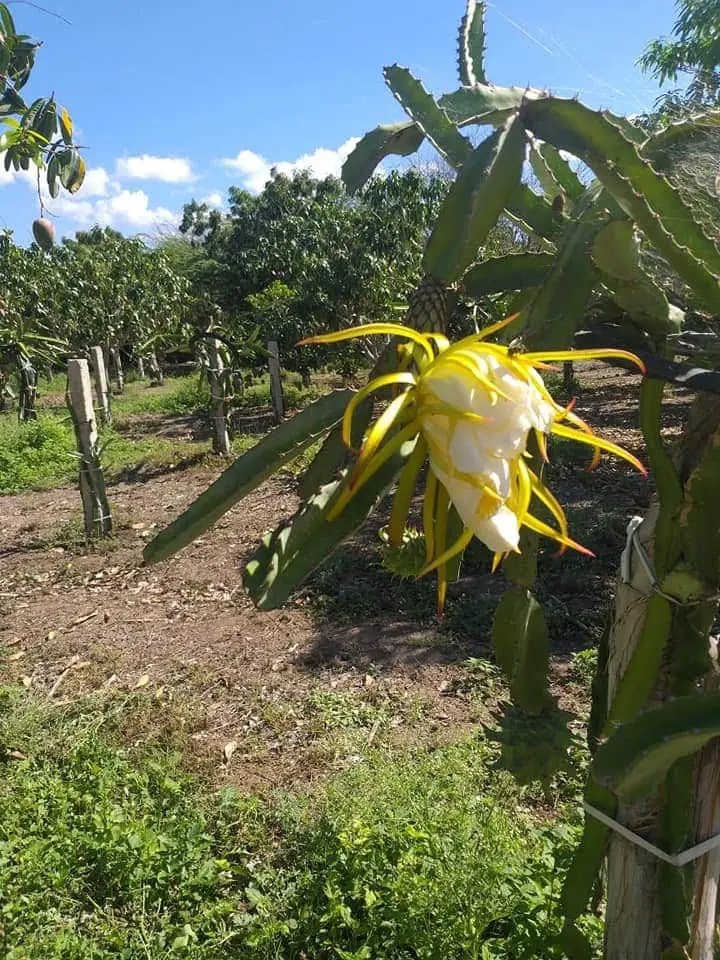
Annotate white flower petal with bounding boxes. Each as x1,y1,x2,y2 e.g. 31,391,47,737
475,505,520,552
431,463,520,553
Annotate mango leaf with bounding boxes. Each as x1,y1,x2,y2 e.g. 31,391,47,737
59,106,73,144
143,390,354,565
32,97,56,144
0,4,16,37
58,148,85,193
342,120,424,195
244,439,415,609
0,87,25,116
46,153,60,198
594,693,720,800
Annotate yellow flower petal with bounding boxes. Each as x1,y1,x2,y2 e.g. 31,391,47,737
298,322,435,363
418,525,474,577
423,469,438,564
342,372,417,449
351,390,415,485
551,421,646,475
522,348,645,375
327,423,420,521
388,436,428,546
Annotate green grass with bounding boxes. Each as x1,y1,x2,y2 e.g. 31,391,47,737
111,375,212,417
105,375,326,418
0,687,601,959
0,411,258,494
0,415,77,492
0,371,327,494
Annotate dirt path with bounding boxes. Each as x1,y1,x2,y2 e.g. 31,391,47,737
0,364,693,789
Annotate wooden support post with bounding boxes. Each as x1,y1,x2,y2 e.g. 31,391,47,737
147,350,163,386
268,340,284,425
67,358,112,539
209,338,231,456
18,357,37,421
109,344,124,394
89,345,111,425
0,370,13,411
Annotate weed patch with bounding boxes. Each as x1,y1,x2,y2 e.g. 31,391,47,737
0,688,600,959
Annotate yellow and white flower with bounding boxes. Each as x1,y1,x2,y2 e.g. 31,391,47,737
299,317,645,611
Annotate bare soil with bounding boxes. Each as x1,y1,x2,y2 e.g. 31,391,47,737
0,364,693,790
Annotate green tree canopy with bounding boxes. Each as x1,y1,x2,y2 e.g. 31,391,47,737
639,0,720,116
176,168,449,370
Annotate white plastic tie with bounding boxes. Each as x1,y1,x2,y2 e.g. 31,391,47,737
584,801,720,866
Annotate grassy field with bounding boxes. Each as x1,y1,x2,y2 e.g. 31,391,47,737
0,375,247,494
0,685,599,959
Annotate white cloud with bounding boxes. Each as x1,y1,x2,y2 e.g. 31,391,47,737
116,154,196,184
202,191,224,208
222,137,359,193
98,189,178,227
8,157,185,236
81,166,111,197
57,189,177,229
222,149,272,193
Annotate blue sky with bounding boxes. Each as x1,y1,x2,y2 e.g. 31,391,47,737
2,0,678,244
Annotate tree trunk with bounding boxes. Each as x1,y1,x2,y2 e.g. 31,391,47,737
604,395,720,959
209,338,231,456
136,356,145,379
